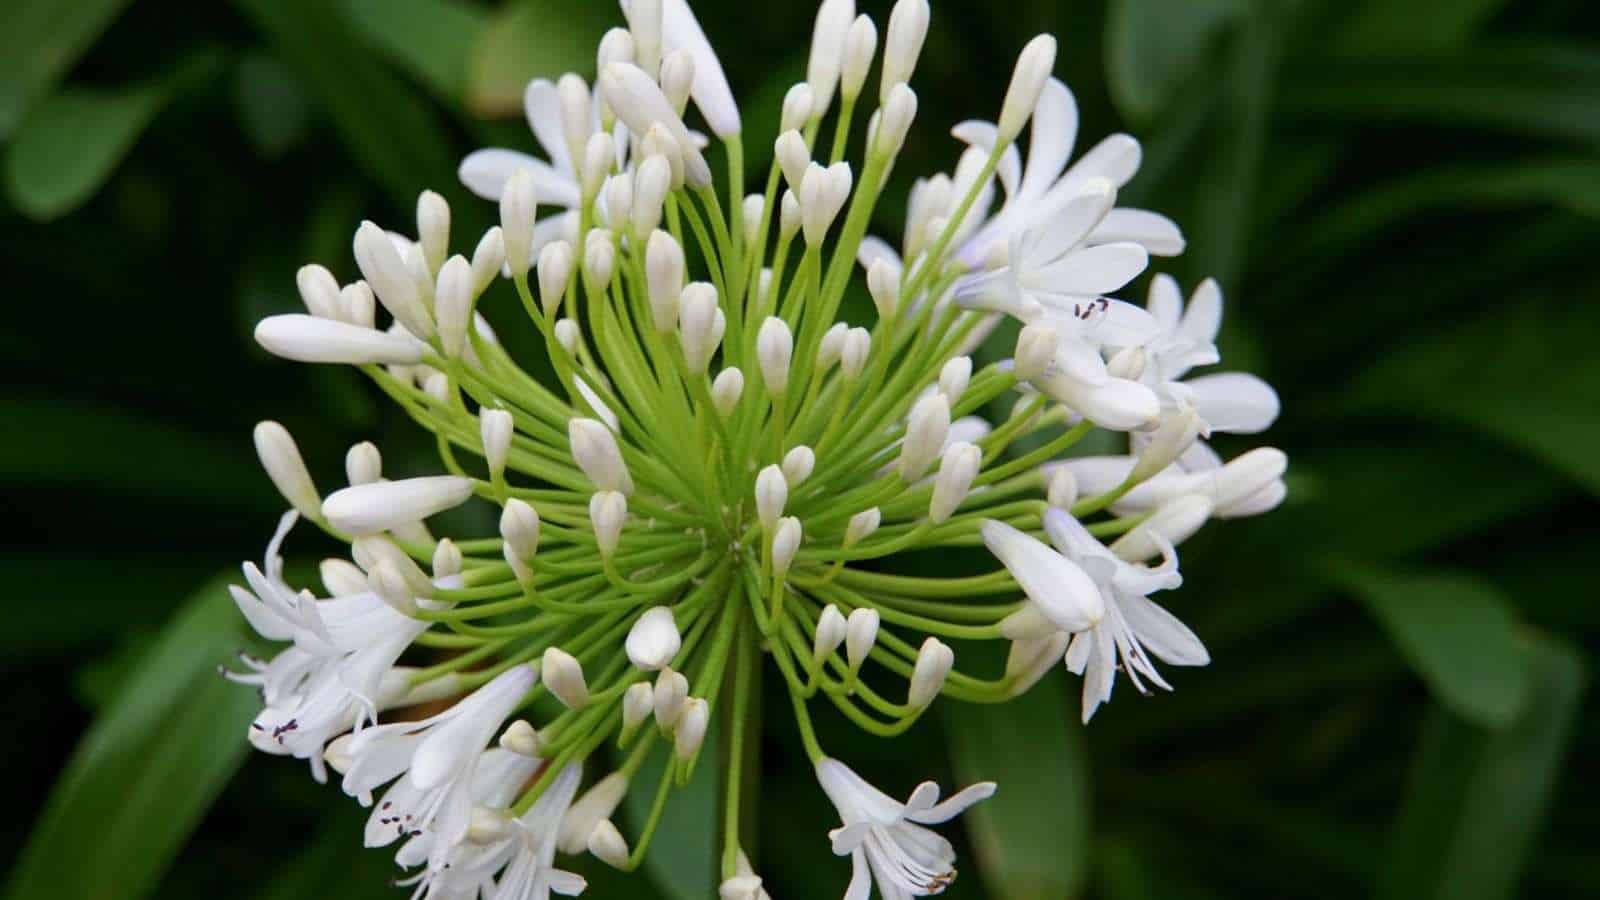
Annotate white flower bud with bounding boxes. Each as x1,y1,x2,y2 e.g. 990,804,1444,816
368,560,418,616
321,558,369,596
499,169,538,276
998,601,1056,641
844,507,880,547
711,367,744,417
1005,633,1071,697
432,537,463,580
537,240,574,318
841,14,877,101
646,230,686,333
1132,407,1203,482
626,0,663,73
560,73,595,173
756,317,793,396
880,0,930,102
840,327,871,380
1013,322,1057,380
353,221,434,338
1106,345,1147,380
998,35,1057,144
772,517,802,578
340,281,376,328
660,48,696,115
677,282,725,372
845,607,879,675
605,173,636,233
755,464,788,531
581,131,614,200
622,682,654,735
560,772,629,854
470,227,506,297
908,636,953,707
930,440,981,523
1046,466,1078,509
898,393,950,481
351,536,434,596
741,193,765,248
1212,447,1289,513
774,130,811,194
782,446,816,486
542,646,590,709
813,604,848,665
590,490,627,558
816,323,848,371
554,318,581,354
417,190,450,276
253,421,320,518
295,264,341,319
874,83,917,157
500,497,541,561
778,190,802,241
499,719,541,757
800,162,851,244
642,123,686,189
674,697,709,760
626,606,682,670
597,27,637,71
569,418,633,494
599,62,711,187
345,441,382,486
589,820,631,868
780,83,815,134
866,259,900,320
322,475,474,536
421,369,450,403
1112,494,1213,561
434,254,474,358
584,227,616,285
806,0,855,114
654,667,689,731
939,356,972,404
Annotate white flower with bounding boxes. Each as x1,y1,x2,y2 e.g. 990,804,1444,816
490,762,589,900
1045,444,1288,519
385,747,541,891
816,757,995,898
1042,508,1207,722
979,518,1102,633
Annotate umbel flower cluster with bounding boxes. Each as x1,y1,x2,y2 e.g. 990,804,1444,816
235,0,1285,896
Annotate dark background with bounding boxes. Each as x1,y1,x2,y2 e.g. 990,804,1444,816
2,0,1596,897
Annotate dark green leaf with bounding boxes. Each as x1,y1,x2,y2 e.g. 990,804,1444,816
1337,0,1509,51
4,575,266,900
1340,567,1528,728
1377,632,1584,900
6,85,160,220
1105,0,1242,125
343,0,486,104
620,731,720,900
0,0,132,139
234,52,312,159
946,669,1091,899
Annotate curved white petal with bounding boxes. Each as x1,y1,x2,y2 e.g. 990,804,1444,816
1186,372,1280,433
1018,78,1078,203
1090,208,1186,256
659,0,742,137
1026,242,1148,297
1178,278,1223,346
524,79,573,175
1117,592,1209,666
458,148,580,208
980,520,1104,631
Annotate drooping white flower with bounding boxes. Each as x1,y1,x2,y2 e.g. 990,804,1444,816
979,518,1103,633
488,762,589,900
816,757,995,898
1042,508,1207,722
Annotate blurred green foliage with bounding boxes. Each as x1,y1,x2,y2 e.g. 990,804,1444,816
1,0,1595,897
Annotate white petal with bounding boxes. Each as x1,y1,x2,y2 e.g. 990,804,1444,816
980,520,1104,632
1034,372,1159,431
321,476,475,536
1117,592,1209,666
1017,180,1116,269
1220,478,1287,518
1017,78,1078,203
524,79,573,175
905,781,996,824
458,148,579,208
660,0,742,138
1090,208,1185,256
856,235,903,274
1178,278,1222,346
1026,242,1148,297
1145,273,1183,333
844,849,872,900
1186,372,1280,433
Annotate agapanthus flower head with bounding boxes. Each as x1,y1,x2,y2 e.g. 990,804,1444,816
232,0,1287,894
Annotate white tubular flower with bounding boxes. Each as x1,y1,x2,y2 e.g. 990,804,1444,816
624,0,662,73
980,519,1103,632
898,392,950,481
339,281,376,328
1030,362,1161,431
653,666,690,732
470,227,506,296
345,442,383,487
543,646,590,710
880,0,931,102
742,193,766,246
590,490,628,558
807,0,856,115
295,264,342,319
599,61,712,187
434,254,474,358
772,517,802,578
584,227,616,284
755,465,788,531
354,220,435,339
253,421,321,518
1052,445,1287,519
488,762,588,900
841,14,878,102
711,367,744,416
560,771,629,855
816,756,994,898
500,169,539,276
646,229,686,333
844,607,879,676
626,606,682,670
322,476,474,536
756,317,793,396
674,697,710,760
1132,406,1204,482
481,408,514,482
678,281,725,371
813,604,848,665
368,561,418,617
1043,508,1207,721
997,35,1057,144
867,257,900,319
537,239,575,318
782,445,816,486
255,314,426,366
554,318,580,353
581,131,614,200
929,440,980,523
908,637,954,708
778,190,802,240
569,418,634,494
416,190,451,276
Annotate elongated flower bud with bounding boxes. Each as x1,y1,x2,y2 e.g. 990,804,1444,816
807,0,855,114
499,719,540,757
674,697,710,760
543,646,589,709
537,240,574,318
880,0,930,102
434,254,474,358
1005,633,1071,697
845,607,879,676
1013,322,1057,380
345,441,381,486
711,367,744,417
554,318,580,353
354,221,434,339
1132,407,1203,482
1112,494,1212,561
1046,466,1078,508
626,0,663,72
599,62,711,187
253,421,321,518
780,83,815,133
352,535,434,596
500,498,541,562
841,14,877,102
930,441,980,523
622,682,654,737
626,606,681,670
416,190,450,276
470,227,505,296
561,73,595,173
772,516,802,578
256,314,426,366
642,123,686,189
840,327,871,380
997,35,1057,144
756,317,793,397
677,282,724,372
432,537,462,580
340,281,376,328
590,490,627,558
874,83,917,157
817,322,849,371
584,228,616,285
908,637,953,707
654,666,689,731
775,130,811,194
322,475,474,536
635,158,674,236
499,170,538,276
940,356,972,403
569,418,634,494
779,190,801,241
741,193,765,247
782,445,816,486
813,604,848,664
867,259,899,320
844,507,880,547
582,131,614,200
560,772,630,854
646,230,686,334
755,465,788,530
899,393,950,481
295,264,341,319
368,560,418,616
660,48,696,115
605,174,635,233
